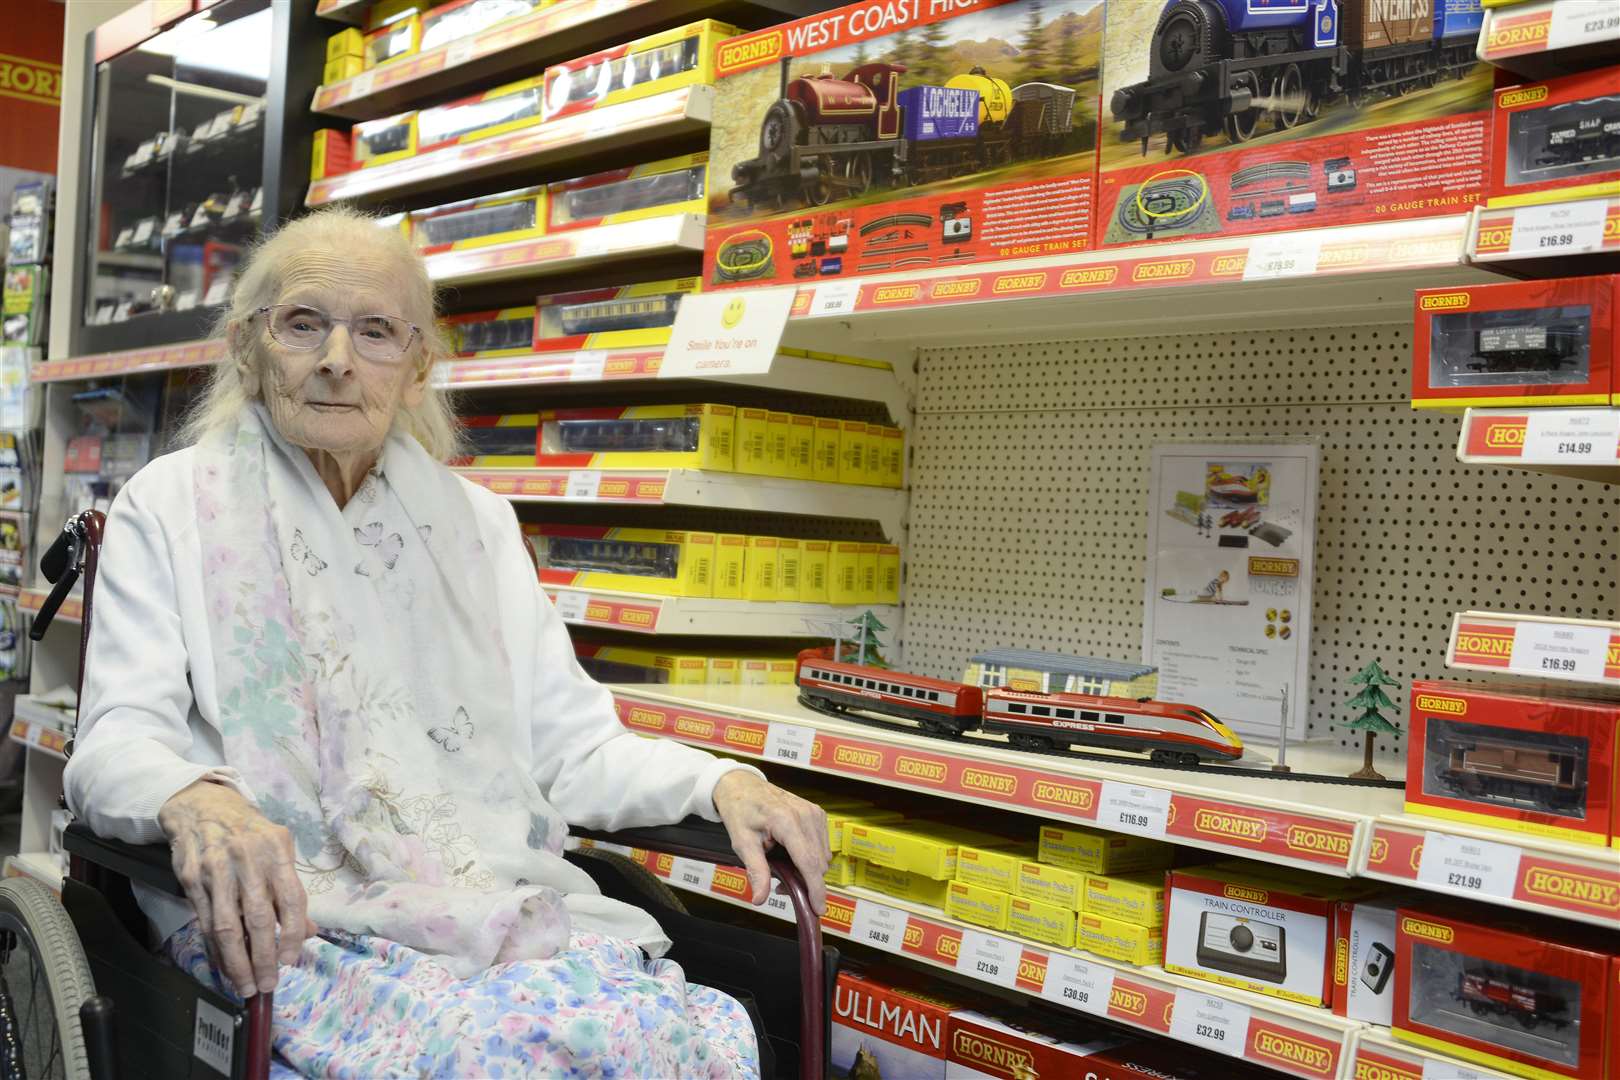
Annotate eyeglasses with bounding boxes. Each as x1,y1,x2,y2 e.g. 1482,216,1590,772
255,305,420,363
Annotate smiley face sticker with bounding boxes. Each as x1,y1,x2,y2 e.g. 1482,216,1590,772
721,297,746,329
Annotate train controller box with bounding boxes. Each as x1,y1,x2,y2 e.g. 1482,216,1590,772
1097,0,1491,249
1489,65,1620,208
704,0,1105,289
1331,896,1404,1025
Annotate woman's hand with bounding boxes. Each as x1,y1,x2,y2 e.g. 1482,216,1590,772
711,770,830,915
158,779,316,997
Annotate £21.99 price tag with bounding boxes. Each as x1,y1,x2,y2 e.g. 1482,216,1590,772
764,722,816,764
1416,831,1523,899
956,930,1020,989
1096,781,1171,838
1169,989,1250,1057
1039,953,1115,1019
1508,620,1611,683
850,900,907,955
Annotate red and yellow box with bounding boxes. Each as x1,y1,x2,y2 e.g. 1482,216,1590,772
542,20,739,122
1489,67,1620,208
456,405,735,471
418,0,549,55
1394,905,1620,1079
534,277,699,353
1413,277,1616,409
524,524,715,597
309,129,353,180
363,13,420,68
549,152,708,231
1407,680,1620,847
444,306,536,357
410,187,547,254
946,879,1011,931
349,75,545,168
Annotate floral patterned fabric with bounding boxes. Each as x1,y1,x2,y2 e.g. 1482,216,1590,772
163,922,759,1078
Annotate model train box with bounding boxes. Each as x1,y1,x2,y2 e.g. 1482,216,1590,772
456,405,735,471
1412,276,1616,409
1406,680,1619,847
572,644,711,686
409,186,547,253
703,0,1104,289
831,967,960,1079
1393,905,1620,1079
1489,66,1620,208
1331,896,1403,1025
549,153,708,231
444,306,536,357
522,524,716,597
1097,0,1489,249
542,20,739,122
533,278,700,353
944,1010,1133,1080
349,75,545,168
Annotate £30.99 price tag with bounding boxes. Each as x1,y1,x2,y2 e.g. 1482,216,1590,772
809,281,860,317
669,857,716,894
1169,989,1250,1057
1096,781,1172,838
849,900,907,955
1039,953,1116,1019
1508,198,1609,257
956,930,1020,989
1416,831,1523,899
762,885,795,922
764,722,816,764
1508,620,1611,683
1522,409,1620,463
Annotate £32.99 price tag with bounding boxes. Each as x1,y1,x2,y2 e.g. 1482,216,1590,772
956,930,1020,989
809,281,860,317
1522,409,1620,463
763,722,816,765
1416,831,1523,899
669,857,716,894
849,900,907,955
1508,620,1611,683
1096,781,1171,838
1169,989,1250,1057
1039,953,1115,1019
1508,198,1608,256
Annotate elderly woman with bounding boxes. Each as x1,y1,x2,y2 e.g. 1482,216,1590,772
63,207,830,1078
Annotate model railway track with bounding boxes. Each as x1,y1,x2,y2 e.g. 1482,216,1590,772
798,694,1403,789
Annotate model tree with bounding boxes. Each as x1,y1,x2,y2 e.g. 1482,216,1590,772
1345,661,1400,781
841,610,891,669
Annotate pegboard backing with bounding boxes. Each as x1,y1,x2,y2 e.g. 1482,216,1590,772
904,323,1620,765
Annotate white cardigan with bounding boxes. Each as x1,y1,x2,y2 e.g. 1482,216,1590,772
63,446,755,947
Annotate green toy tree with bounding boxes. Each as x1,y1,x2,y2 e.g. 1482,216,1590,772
842,610,890,669
1345,661,1400,781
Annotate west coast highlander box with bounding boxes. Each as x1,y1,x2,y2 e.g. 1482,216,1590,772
1097,0,1489,249
703,0,1105,289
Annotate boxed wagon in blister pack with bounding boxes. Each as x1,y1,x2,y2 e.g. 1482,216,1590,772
704,0,1105,289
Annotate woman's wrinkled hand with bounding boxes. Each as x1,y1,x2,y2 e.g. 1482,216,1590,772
711,770,830,915
158,779,317,997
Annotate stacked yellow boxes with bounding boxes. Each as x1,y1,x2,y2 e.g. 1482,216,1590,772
323,27,365,84
1018,825,1172,966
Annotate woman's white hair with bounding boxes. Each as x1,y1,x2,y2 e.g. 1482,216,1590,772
180,206,461,460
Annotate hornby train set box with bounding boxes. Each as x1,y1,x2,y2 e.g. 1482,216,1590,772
703,0,1105,289
1096,0,1491,248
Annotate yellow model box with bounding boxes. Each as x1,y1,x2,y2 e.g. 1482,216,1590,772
1078,912,1163,967
410,186,546,254
800,540,830,603
946,880,1011,932
1008,894,1077,950
828,808,904,853
323,54,365,85
766,413,793,475
575,645,711,686
736,655,797,685
735,408,772,476
776,539,802,602
542,19,741,122
846,824,999,880
1016,860,1086,912
812,418,841,483
326,27,364,61
365,0,424,30
878,425,905,488
838,420,870,485
549,152,708,231
857,860,950,908
533,277,700,353
956,845,1034,894
454,405,734,471
1038,825,1173,875
877,545,901,605
864,424,886,487
786,415,816,480
857,543,879,603
526,524,714,597
743,535,778,601
713,534,746,599
1084,872,1166,929
826,853,858,888
707,656,739,684
363,14,421,68
828,541,865,605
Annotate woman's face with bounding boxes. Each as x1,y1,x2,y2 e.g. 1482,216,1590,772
251,246,427,458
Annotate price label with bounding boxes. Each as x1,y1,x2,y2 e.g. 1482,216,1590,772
956,930,1020,989
1523,410,1620,462
348,69,376,99
1417,831,1523,899
764,722,816,765
1508,198,1608,256
1096,781,1171,838
586,840,632,856
669,857,715,894
809,281,860,317
850,900,907,954
1040,953,1116,1019
1508,620,1611,683
552,590,587,622
1169,989,1250,1057
1242,234,1321,281
569,351,606,382
762,884,795,922
1421,1058,1491,1080
445,37,477,68
113,226,135,249
565,470,602,499
1547,0,1620,51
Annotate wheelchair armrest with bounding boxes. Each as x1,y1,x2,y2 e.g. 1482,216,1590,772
63,822,185,898
572,815,738,866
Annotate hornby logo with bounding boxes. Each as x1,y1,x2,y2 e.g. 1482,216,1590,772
1318,243,1368,268
1355,1062,1420,1080
1334,937,1349,985
1211,255,1247,276
1482,420,1527,448
1110,987,1147,1016
1254,1031,1332,1075
1420,292,1471,311
716,31,781,74
724,726,765,750
584,602,613,621
1401,917,1454,943
937,936,960,961
1223,883,1270,904
1525,868,1620,910
950,1031,1036,1078
896,756,948,783
1370,837,1389,865
1249,556,1299,577
834,746,883,771
1286,824,1351,858
992,272,1046,294
1018,956,1045,984
713,868,748,894
1033,779,1094,810
675,716,714,739
1455,629,1515,662
872,284,921,304
1060,267,1118,287
931,279,980,299
655,853,673,875
1133,258,1194,281
1498,86,1550,110
962,768,1018,795
1196,809,1268,843
903,924,923,949
1416,694,1467,716
823,900,854,931
626,708,665,731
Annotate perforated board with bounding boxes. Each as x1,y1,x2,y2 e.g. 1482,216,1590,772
905,323,1620,766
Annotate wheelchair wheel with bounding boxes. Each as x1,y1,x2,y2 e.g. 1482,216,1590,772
0,878,93,1079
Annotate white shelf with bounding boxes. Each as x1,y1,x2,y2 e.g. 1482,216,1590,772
30,339,225,383
3,852,63,895
459,468,906,540
1465,197,1620,270
1477,0,1620,79
1351,1029,1521,1080
423,213,705,288
1457,407,1620,483
546,587,897,637
8,718,68,762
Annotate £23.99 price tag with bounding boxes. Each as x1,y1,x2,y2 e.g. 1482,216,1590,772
1169,989,1250,1057
849,900,907,955
956,930,1020,989
1039,953,1115,1019
1546,0,1620,51
1416,831,1523,899
1096,781,1171,838
809,281,860,317
763,722,816,765
1508,198,1608,256
1508,620,1611,683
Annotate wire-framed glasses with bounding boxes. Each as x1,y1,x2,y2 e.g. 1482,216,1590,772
256,305,420,362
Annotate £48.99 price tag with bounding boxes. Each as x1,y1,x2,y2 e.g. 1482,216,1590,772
956,930,1020,990
849,900,907,955
1508,620,1611,682
809,281,860,317
1169,989,1250,1057
1416,831,1523,899
1039,953,1116,1019
1096,781,1171,838
763,722,816,765
1508,198,1609,257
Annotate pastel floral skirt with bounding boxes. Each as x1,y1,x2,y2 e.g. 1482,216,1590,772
163,923,760,1079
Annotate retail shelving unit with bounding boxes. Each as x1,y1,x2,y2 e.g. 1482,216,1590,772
423,212,706,286
29,338,226,383
1465,194,1620,278
1476,0,1620,79
543,586,897,637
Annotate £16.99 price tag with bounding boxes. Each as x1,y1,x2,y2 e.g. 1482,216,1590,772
1039,953,1115,1019
1096,781,1171,838
956,930,1020,990
849,900,907,955
1508,198,1608,256
1416,831,1523,899
764,722,816,764
669,857,715,894
1169,989,1250,1057
1508,620,1611,683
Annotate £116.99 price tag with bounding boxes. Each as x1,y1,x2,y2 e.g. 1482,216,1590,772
1039,953,1115,1019
850,900,907,955
1169,989,1250,1057
763,723,816,765
1096,781,1171,838
956,930,1020,990
1416,831,1523,899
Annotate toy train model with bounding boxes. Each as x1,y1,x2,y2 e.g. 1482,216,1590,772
1432,729,1586,814
1110,0,1482,155
730,59,1076,210
796,651,1244,767
1456,969,1570,1031
1469,324,1585,374
1528,102,1620,172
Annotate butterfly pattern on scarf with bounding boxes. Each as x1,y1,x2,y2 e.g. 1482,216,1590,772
289,529,327,576
354,521,405,577
427,706,473,753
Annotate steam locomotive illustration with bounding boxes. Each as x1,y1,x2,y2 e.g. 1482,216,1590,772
795,651,1245,767
730,59,1077,209
1456,969,1571,1030
1110,0,1483,155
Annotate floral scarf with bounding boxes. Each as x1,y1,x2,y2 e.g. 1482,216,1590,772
194,406,661,977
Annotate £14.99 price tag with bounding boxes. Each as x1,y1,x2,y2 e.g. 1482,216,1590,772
1508,198,1608,256
1416,831,1523,899
809,281,860,317
764,722,816,765
849,900,907,955
1523,410,1620,463
669,857,716,894
1039,953,1116,1019
1096,781,1171,838
1169,989,1250,1057
956,930,1020,990
1508,620,1611,683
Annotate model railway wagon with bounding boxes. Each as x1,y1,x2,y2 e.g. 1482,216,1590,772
1110,0,1482,155
1469,324,1586,374
730,60,1077,210
1433,735,1586,813
1456,970,1571,1031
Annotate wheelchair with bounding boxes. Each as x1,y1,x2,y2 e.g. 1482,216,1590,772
0,509,834,1079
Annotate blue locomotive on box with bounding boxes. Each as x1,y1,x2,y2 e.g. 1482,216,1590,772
1110,0,1482,155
